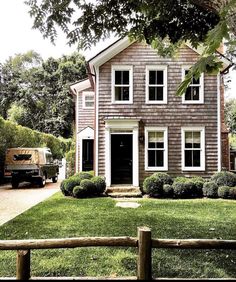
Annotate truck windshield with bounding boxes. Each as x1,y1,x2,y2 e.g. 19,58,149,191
13,154,32,161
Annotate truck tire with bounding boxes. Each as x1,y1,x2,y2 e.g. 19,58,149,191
38,173,46,188
11,178,19,189
52,176,58,183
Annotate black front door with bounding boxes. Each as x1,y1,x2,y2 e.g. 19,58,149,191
111,134,132,184
82,139,94,171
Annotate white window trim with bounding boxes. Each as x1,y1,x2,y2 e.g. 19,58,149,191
82,91,95,109
181,127,205,171
145,65,168,104
182,66,204,104
145,127,168,171
111,65,133,104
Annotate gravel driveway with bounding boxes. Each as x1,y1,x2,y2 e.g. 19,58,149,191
0,181,60,226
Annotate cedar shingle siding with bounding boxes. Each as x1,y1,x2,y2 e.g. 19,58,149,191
97,42,219,183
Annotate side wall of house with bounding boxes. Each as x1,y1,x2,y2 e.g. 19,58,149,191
77,87,95,172
97,42,219,183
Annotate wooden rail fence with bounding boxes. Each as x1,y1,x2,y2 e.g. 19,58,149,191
0,227,235,280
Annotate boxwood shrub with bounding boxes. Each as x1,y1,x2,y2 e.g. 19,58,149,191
152,172,173,185
73,186,88,198
211,171,236,187
172,176,205,198
172,182,194,198
80,179,96,195
229,187,236,199
163,184,173,198
63,176,81,196
92,176,106,195
218,186,230,199
143,176,163,197
203,181,218,198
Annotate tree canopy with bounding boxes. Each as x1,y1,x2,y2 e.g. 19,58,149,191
0,51,86,138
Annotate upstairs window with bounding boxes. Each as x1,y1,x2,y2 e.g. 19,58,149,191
146,66,167,104
83,92,94,109
112,65,133,103
182,67,204,103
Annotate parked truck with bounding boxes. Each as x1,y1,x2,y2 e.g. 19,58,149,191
4,147,59,188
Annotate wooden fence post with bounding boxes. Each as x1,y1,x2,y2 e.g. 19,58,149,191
137,227,152,280
16,250,30,280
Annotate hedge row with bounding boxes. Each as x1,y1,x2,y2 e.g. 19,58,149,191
143,171,236,200
0,116,70,181
60,171,106,198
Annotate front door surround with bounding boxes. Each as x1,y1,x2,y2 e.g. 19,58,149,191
105,119,139,187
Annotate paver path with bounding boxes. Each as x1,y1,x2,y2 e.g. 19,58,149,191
0,181,60,225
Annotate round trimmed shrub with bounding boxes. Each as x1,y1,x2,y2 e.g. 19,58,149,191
172,182,194,198
73,186,87,198
163,184,173,198
64,176,81,196
92,176,106,195
218,186,230,199
153,172,173,185
203,181,218,198
143,176,163,197
229,187,236,199
60,180,68,196
211,171,236,187
80,179,96,195
77,172,93,180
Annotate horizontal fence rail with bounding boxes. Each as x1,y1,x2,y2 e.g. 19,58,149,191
0,227,235,280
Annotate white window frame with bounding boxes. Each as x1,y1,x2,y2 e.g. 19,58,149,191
111,65,133,104
181,127,205,171
182,66,204,104
82,91,95,109
145,127,168,171
145,65,168,104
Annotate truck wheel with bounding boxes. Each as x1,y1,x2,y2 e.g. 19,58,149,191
39,174,46,188
52,176,58,183
11,179,19,189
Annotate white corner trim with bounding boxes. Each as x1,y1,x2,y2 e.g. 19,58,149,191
111,65,133,104
181,65,204,104
181,127,205,171
95,66,99,176
145,65,168,104
144,127,168,171
217,73,221,172
75,92,80,173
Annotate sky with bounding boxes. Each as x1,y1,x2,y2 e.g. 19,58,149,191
0,0,235,99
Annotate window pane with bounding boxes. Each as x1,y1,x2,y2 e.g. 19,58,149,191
115,86,129,101
193,150,201,166
148,132,164,148
85,102,94,108
148,150,164,167
185,86,199,101
192,77,200,84
185,132,193,148
115,70,129,85
149,87,163,101
185,150,193,167
149,70,163,85
193,132,201,148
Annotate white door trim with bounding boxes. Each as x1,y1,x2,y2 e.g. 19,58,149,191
105,119,139,187
78,127,94,172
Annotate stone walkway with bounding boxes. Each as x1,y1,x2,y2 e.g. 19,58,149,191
0,181,60,226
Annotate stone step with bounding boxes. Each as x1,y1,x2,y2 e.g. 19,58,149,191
106,191,143,198
106,186,141,193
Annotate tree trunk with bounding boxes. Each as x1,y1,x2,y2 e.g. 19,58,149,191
190,0,236,36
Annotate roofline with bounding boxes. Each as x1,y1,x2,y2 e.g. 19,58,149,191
69,78,92,96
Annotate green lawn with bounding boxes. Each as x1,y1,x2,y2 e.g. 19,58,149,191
0,193,235,278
